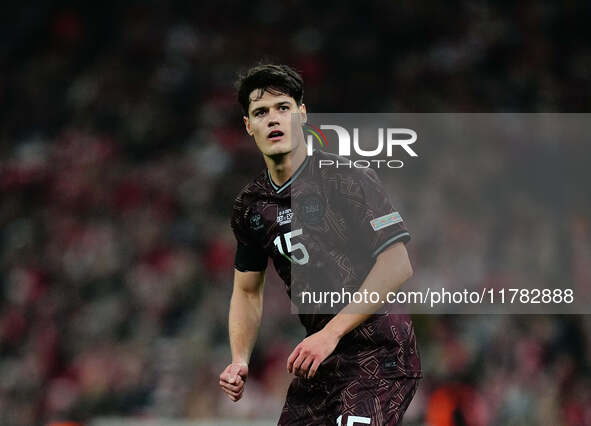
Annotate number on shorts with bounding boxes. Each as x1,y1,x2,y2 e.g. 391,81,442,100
336,415,371,426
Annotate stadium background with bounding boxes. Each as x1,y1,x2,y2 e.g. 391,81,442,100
1,1,590,425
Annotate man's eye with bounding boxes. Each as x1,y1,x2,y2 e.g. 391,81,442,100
280,105,290,111
255,110,265,117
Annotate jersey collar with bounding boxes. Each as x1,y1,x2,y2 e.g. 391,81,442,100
266,154,310,193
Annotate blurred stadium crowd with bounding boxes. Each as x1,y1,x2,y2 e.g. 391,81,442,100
1,1,590,425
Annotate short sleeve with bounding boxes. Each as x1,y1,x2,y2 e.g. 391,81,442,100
231,195,268,272
347,168,410,258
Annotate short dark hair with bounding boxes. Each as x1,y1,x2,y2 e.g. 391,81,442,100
235,64,304,115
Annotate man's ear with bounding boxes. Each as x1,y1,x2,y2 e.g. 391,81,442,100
299,103,307,123
243,116,254,136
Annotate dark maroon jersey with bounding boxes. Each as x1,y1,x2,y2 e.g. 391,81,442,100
231,150,421,380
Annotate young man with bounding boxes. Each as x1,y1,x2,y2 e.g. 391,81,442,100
219,64,421,425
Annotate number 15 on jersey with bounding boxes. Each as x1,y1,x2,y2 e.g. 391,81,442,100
273,228,309,265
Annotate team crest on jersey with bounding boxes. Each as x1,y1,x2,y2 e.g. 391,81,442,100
276,208,293,225
297,194,325,225
249,213,264,231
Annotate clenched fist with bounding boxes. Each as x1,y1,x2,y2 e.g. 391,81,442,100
219,362,249,401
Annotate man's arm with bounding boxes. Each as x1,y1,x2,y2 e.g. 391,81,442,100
287,242,412,378
219,268,265,401
324,242,412,336
230,269,265,364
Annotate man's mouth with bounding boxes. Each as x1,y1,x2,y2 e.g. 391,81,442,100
268,130,284,141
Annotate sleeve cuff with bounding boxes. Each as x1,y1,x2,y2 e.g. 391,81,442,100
234,263,267,273
371,231,411,257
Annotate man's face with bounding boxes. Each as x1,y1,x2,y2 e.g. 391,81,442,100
243,89,306,158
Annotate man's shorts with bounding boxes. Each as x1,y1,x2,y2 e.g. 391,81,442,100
277,376,419,426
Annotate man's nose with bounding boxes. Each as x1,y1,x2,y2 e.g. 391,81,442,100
267,109,280,125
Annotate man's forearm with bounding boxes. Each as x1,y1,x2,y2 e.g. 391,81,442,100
324,242,413,339
229,288,263,364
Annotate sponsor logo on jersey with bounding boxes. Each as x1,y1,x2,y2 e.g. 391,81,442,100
370,212,402,231
276,208,293,225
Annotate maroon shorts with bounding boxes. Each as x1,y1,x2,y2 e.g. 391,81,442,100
277,376,419,426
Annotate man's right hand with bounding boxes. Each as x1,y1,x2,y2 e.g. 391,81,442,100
219,362,249,402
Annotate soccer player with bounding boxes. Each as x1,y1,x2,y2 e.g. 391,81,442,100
218,64,421,425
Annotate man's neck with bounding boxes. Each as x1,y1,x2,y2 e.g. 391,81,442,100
265,143,307,187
